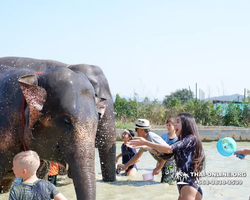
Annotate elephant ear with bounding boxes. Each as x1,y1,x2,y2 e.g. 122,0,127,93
18,75,47,130
96,96,106,119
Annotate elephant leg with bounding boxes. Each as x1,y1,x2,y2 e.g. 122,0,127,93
36,160,49,180
59,163,68,176
0,159,15,193
1,178,14,192
96,116,116,182
58,165,73,185
0,171,15,193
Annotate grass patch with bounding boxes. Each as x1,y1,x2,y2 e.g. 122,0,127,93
115,121,134,129
115,121,166,129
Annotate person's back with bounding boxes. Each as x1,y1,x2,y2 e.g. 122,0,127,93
9,150,67,200
143,131,168,162
9,179,59,200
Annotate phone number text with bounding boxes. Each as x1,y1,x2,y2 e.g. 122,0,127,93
196,179,243,185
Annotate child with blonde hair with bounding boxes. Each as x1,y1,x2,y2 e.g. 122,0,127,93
9,150,67,200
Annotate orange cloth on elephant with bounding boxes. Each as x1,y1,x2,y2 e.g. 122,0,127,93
48,162,59,176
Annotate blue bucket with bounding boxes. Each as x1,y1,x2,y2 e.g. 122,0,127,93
216,137,237,157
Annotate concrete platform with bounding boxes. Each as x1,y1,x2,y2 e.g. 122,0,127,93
116,129,250,141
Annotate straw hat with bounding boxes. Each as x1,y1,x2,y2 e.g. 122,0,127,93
135,119,151,129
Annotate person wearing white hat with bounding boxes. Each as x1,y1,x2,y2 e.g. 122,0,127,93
117,119,172,177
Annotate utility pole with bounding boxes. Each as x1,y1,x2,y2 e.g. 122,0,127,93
196,83,197,102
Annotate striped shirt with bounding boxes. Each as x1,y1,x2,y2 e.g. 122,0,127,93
9,179,59,200
49,162,59,176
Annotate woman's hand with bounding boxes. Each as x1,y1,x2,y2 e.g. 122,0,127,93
234,149,249,159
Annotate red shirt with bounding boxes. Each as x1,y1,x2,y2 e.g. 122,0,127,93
48,162,59,176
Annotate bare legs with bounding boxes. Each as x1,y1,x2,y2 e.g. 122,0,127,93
178,185,202,200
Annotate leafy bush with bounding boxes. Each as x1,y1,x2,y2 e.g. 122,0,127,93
223,102,243,126
114,90,250,128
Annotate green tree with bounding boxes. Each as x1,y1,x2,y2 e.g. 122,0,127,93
184,100,223,126
164,98,184,121
126,97,139,121
240,97,250,127
142,98,165,125
210,105,224,126
163,88,194,107
114,94,128,120
223,102,242,126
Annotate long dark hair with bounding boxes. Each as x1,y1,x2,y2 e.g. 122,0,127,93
178,113,205,177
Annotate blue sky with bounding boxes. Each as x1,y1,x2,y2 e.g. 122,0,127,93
1,1,249,101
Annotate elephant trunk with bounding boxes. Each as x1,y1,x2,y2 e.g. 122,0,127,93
65,120,97,200
68,142,96,200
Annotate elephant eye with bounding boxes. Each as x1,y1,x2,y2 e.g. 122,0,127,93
63,116,73,129
64,116,71,125
53,115,73,131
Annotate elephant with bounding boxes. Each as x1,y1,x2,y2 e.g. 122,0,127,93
0,57,116,200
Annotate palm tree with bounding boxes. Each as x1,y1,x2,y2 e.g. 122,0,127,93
175,170,183,181
182,173,189,182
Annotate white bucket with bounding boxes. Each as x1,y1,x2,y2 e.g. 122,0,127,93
142,172,154,181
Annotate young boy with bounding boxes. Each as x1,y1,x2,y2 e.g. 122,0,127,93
9,150,67,200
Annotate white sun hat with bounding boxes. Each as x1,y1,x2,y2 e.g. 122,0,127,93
135,119,151,129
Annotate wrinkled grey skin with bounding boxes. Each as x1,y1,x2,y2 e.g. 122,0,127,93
0,57,116,200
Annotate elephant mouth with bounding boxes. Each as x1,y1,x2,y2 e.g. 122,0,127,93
55,143,66,165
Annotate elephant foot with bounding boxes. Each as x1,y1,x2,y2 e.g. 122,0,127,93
56,175,73,186
1,178,14,193
58,165,67,175
103,177,116,182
